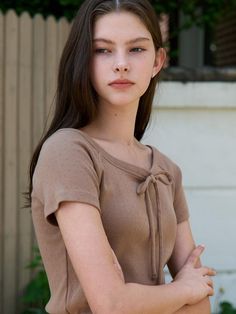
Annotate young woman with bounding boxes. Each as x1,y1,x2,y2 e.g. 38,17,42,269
28,0,216,313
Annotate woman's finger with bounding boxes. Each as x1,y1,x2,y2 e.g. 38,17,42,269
207,285,215,297
186,245,205,267
205,276,214,288
200,266,217,277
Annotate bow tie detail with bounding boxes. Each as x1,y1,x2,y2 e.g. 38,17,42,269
137,170,173,283
137,171,173,195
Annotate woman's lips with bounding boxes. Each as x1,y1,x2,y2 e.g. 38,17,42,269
109,79,134,89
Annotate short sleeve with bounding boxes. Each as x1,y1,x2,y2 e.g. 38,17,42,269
32,131,102,225
173,165,189,223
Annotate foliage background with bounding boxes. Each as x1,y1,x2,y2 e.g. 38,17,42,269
0,0,236,27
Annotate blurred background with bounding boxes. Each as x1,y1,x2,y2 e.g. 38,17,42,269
0,0,235,313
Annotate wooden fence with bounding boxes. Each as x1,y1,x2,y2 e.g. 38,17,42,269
0,10,71,313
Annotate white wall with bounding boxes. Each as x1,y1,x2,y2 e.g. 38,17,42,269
143,82,236,312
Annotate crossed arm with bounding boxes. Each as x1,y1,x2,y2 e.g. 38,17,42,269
167,220,211,314
55,201,214,314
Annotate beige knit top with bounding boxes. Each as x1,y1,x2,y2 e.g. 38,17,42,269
31,128,189,314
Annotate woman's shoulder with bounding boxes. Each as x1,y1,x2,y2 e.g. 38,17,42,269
152,146,183,179
41,128,97,155
39,128,102,168
43,128,91,148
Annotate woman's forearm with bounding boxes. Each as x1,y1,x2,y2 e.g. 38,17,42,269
116,281,190,314
174,297,211,314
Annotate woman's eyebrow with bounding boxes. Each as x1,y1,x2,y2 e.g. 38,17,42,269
93,37,150,44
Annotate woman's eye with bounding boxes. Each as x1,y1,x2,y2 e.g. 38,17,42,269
130,47,145,52
94,48,110,54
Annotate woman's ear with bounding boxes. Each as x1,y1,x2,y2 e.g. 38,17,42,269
152,48,166,78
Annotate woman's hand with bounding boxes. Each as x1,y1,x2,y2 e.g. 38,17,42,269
173,245,216,305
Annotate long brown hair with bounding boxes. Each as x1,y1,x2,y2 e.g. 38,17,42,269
25,0,164,207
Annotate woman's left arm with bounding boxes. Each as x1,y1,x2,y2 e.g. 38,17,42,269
174,297,210,313
167,220,212,314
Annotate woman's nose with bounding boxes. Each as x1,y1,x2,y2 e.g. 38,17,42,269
113,54,130,73
113,63,130,73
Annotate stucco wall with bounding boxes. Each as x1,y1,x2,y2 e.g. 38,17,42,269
144,82,236,312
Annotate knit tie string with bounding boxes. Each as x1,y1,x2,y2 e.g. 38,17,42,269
137,171,173,283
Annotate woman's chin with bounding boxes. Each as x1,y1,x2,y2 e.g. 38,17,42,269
99,96,140,109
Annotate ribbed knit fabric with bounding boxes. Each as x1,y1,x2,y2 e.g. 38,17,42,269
31,128,189,314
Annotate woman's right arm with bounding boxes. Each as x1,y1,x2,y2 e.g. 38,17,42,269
55,201,215,314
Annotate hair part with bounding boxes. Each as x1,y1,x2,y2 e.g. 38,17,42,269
25,0,164,208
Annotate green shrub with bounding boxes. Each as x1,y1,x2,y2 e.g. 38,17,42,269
21,247,50,314
219,301,236,314
0,0,235,25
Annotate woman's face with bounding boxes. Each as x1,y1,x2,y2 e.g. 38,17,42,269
90,11,165,110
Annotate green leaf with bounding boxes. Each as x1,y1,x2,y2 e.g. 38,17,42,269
21,248,50,313
219,301,236,314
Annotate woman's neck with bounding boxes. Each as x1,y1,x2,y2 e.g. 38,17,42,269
82,101,139,145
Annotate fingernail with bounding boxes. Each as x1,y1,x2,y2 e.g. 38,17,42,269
200,244,205,249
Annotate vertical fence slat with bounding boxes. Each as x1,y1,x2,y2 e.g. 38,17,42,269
31,14,46,255
17,12,33,311
0,11,4,313
3,10,18,314
57,17,70,66
32,14,45,149
45,16,58,128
